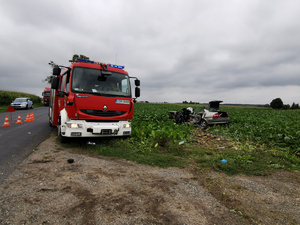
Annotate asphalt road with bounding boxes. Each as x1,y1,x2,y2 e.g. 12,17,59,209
0,107,54,184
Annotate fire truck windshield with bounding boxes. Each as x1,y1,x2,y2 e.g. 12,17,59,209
71,67,131,97
43,92,50,97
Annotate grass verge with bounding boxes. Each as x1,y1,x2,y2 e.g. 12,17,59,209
58,128,300,176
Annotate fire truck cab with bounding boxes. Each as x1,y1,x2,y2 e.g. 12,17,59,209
42,87,51,106
49,58,140,142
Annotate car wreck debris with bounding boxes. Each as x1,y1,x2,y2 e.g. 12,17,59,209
169,100,230,129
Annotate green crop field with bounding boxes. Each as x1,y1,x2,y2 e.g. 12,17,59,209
210,106,300,155
0,90,43,112
68,103,300,176
132,103,300,156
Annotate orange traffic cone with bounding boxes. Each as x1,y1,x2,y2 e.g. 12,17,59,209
30,112,35,121
25,114,31,122
16,114,23,124
2,116,10,127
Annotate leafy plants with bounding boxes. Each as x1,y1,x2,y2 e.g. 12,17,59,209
209,106,300,156
0,90,42,106
0,90,43,113
131,103,193,150
63,103,300,175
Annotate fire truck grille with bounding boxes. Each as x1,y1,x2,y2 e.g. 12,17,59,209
80,109,126,117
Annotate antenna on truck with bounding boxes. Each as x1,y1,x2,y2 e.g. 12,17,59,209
48,61,57,68
48,61,70,70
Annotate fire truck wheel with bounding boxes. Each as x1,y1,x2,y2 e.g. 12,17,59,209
59,132,69,143
49,118,54,127
58,127,69,143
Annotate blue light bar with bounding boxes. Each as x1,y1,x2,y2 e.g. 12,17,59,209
109,64,125,69
75,58,125,69
75,58,94,64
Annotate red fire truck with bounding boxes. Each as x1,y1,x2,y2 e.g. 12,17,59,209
49,58,140,142
42,87,51,106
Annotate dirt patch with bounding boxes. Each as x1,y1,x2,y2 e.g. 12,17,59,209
0,131,299,224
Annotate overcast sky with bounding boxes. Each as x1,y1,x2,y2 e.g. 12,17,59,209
0,0,299,104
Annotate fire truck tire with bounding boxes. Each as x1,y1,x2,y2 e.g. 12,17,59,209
49,118,54,127
59,133,69,143
58,126,69,143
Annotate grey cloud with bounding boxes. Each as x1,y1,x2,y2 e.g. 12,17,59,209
0,0,299,104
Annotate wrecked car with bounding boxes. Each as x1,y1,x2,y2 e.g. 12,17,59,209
169,100,230,129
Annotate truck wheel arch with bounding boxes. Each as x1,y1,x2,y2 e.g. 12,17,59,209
58,109,69,143
59,109,69,133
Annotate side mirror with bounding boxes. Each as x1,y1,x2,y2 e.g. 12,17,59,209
135,79,140,86
135,87,140,98
53,66,61,75
51,77,59,90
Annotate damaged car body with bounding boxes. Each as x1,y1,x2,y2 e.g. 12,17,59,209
169,100,230,129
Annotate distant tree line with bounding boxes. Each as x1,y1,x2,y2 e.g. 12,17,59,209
182,101,200,104
180,98,299,110
270,98,299,110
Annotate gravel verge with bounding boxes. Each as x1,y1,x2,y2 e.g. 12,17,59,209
0,131,299,224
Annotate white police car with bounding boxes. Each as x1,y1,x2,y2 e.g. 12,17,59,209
11,97,33,109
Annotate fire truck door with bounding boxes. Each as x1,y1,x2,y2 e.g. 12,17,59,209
58,74,67,112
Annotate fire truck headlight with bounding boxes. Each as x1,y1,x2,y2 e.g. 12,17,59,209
123,123,131,128
67,123,83,129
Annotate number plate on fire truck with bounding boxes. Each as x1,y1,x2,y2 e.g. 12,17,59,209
92,123,119,134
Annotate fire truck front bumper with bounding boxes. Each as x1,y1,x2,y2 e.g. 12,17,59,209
62,120,132,137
